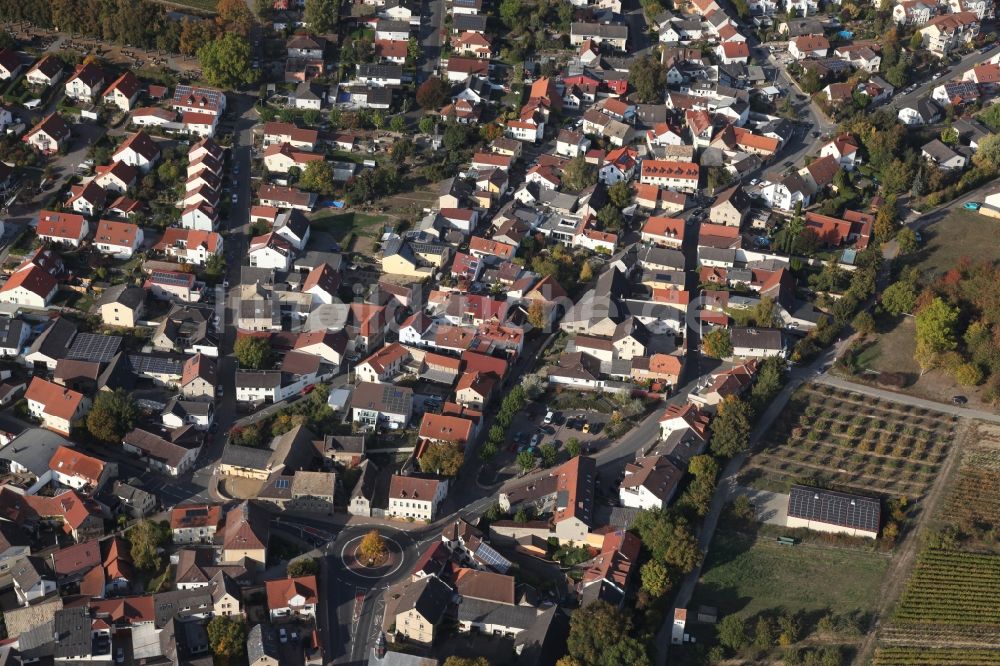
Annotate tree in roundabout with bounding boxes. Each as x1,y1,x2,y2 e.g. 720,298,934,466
359,529,388,566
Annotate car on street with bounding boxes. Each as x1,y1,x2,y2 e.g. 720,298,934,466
279,628,288,644
953,395,968,405
233,163,239,175
963,201,981,210
116,649,125,663
231,193,238,203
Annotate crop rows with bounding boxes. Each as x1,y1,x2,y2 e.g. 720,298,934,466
748,386,954,499
895,550,1000,626
874,648,1000,665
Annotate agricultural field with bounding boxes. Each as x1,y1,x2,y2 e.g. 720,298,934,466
938,429,1000,552
741,384,958,500
875,425,1000,655
874,647,1000,665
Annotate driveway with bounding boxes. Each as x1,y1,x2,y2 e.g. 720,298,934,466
734,486,789,526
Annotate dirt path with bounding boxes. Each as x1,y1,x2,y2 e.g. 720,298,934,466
852,419,972,666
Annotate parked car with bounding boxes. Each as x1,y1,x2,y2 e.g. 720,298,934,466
582,422,591,433
279,628,288,644
544,410,554,425
963,201,981,210
953,395,968,405
530,433,541,446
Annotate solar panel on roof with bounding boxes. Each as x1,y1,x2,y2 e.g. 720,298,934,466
66,333,123,362
276,479,290,489
787,485,880,533
129,354,184,376
473,542,511,573
151,271,193,287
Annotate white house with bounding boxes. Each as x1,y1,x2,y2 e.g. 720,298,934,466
819,134,862,171
249,232,295,271
181,203,219,232
730,327,786,358
619,455,682,510
112,131,160,173
94,219,143,259
64,63,105,103
387,475,448,522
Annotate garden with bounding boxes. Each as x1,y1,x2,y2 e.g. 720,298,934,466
740,384,957,501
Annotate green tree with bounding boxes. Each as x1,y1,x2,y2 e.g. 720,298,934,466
909,31,923,50
499,0,522,27
234,335,272,369
628,54,667,104
710,396,752,458
418,116,436,135
754,616,776,649
896,227,919,254
566,602,649,666
442,123,471,151
86,389,138,443
596,204,624,231
287,557,319,577
129,520,171,571
702,328,732,358
416,76,449,110
566,437,582,457
607,180,631,209
717,614,748,651
562,155,597,192
915,297,959,369
517,450,536,472
539,442,557,467
750,356,786,409
407,36,421,64
688,454,719,481
419,442,464,476
207,616,247,661
298,160,335,195
479,440,498,460
198,33,255,89
882,279,918,315
955,362,984,386
852,310,875,335
580,261,594,283
640,559,671,597
303,0,339,33
973,133,1000,172
389,115,407,133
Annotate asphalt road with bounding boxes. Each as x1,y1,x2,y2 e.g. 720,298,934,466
888,46,999,109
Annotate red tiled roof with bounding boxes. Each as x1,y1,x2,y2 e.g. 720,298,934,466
25,377,84,421
49,446,105,486
95,219,140,248
265,575,319,609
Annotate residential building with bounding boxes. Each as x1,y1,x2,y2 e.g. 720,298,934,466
387,475,448,521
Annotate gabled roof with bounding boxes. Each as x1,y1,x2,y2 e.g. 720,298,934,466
25,377,85,421
24,113,70,143
389,474,442,501
265,575,318,609
419,412,474,444
27,55,62,80
37,210,86,240
49,446,105,486
114,130,160,161
1,264,57,299
95,219,141,248
65,62,104,89
102,71,140,99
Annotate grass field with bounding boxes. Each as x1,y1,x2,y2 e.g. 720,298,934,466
310,210,389,244
692,530,889,619
152,0,217,12
741,384,958,500
912,208,998,280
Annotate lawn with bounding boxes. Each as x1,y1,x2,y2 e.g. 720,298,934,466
912,207,998,280
151,0,217,12
692,530,889,620
310,210,389,244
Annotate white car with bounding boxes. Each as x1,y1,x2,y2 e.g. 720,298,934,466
279,628,288,644
544,410,554,425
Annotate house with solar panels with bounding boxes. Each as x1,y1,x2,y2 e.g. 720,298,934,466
785,485,880,539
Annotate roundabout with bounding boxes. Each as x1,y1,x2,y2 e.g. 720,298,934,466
339,533,406,580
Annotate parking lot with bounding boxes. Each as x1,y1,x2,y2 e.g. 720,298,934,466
505,403,610,460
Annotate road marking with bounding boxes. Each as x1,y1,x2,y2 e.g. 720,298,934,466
339,535,406,580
